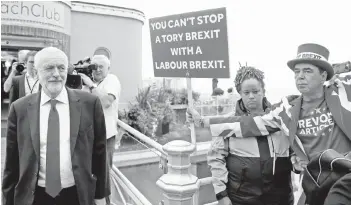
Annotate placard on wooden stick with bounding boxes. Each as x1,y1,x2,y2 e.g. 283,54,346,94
149,7,230,145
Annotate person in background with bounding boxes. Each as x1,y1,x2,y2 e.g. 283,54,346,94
3,50,30,93
5,51,41,106
79,54,121,205
208,66,294,205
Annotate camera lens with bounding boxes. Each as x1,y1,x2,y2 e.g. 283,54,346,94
16,64,25,73
88,64,98,70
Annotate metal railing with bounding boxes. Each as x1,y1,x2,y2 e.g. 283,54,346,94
115,117,218,205
117,119,167,157
111,165,152,205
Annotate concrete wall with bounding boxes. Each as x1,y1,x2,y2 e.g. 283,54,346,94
70,11,143,109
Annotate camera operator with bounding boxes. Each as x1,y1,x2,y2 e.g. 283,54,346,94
3,50,30,93
80,58,121,157
4,51,41,106
79,55,121,205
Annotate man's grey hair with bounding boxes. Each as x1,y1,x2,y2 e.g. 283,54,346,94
24,51,38,63
18,50,30,62
91,55,110,67
34,47,68,69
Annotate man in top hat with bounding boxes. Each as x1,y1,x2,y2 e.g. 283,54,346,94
187,43,351,204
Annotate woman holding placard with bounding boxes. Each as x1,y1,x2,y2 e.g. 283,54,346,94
207,66,294,205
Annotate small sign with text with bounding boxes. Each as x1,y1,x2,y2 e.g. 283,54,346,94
149,8,230,78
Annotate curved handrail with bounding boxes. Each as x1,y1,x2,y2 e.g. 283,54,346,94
111,165,153,205
110,171,127,205
117,119,167,157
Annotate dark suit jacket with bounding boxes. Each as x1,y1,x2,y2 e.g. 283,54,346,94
9,75,42,107
2,88,110,205
324,172,351,205
8,75,25,107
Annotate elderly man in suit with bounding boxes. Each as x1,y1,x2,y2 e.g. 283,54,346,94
2,47,110,205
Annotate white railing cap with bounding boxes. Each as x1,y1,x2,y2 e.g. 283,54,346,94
163,140,196,154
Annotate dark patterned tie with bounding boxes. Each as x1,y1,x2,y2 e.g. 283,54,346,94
45,99,62,197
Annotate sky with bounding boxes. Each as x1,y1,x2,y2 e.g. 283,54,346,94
92,0,351,102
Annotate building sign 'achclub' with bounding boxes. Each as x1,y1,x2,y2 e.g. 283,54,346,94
1,1,66,33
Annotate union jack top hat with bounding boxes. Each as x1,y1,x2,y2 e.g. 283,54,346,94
287,43,334,80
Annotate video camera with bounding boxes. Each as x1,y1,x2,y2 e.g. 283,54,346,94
66,57,97,89
72,57,97,80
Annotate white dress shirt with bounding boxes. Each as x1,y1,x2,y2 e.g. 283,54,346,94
24,74,40,96
38,88,75,188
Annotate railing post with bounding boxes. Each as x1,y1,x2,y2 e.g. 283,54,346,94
157,140,199,205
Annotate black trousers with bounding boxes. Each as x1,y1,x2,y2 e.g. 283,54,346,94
32,186,79,205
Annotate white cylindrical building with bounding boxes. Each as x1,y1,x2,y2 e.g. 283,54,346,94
1,1,145,109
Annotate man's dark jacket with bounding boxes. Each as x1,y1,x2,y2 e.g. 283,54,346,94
2,88,110,205
9,75,42,106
